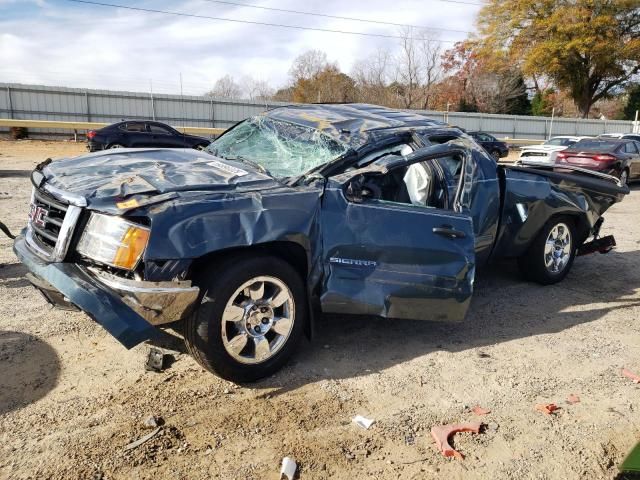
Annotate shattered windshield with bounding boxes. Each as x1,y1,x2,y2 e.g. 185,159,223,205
206,116,348,178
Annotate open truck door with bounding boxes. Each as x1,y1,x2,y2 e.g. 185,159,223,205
319,145,476,322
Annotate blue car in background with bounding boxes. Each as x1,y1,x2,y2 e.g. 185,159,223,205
469,131,509,160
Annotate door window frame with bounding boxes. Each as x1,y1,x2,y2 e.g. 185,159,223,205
339,146,473,216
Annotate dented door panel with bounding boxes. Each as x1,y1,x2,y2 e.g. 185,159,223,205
320,184,475,322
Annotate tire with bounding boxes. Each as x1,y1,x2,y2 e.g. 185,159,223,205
108,143,125,149
184,254,308,382
193,143,208,151
517,216,577,285
490,150,501,161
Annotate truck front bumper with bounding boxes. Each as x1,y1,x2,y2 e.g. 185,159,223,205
13,234,200,348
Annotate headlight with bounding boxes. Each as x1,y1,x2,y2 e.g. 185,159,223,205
77,213,150,270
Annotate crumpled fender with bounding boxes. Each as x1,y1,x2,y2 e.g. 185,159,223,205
141,186,324,266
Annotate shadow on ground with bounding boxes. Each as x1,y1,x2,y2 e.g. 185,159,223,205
0,331,60,415
0,170,31,178
0,263,30,289
251,248,640,394
6,246,638,397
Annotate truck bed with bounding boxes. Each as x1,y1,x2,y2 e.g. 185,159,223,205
490,165,629,259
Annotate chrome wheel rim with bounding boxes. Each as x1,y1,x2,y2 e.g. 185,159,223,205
544,222,572,274
221,276,295,364
109,144,123,149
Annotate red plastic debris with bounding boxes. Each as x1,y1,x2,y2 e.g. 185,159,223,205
535,403,560,415
622,368,640,384
471,406,491,415
430,422,482,460
566,394,580,404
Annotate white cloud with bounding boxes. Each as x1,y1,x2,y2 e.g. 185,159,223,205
0,0,479,95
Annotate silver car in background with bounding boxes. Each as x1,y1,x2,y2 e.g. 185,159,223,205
517,136,592,167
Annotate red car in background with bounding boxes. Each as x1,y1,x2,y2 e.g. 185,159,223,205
556,138,640,186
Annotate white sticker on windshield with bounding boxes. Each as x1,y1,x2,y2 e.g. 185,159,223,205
206,159,248,177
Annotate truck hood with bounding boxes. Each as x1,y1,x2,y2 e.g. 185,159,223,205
41,148,279,208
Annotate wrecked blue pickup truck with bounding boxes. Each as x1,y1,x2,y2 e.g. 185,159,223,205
14,104,628,381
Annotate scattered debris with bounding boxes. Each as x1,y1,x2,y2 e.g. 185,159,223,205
486,422,499,433
352,415,375,430
430,422,482,460
566,394,580,405
535,403,560,415
142,415,163,429
145,347,173,372
280,457,297,480
123,427,161,451
477,351,491,358
622,368,640,384
472,406,491,415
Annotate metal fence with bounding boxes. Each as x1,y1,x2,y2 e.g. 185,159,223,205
1,82,637,140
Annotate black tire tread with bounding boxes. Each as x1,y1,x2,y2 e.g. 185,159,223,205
184,253,307,382
518,216,577,285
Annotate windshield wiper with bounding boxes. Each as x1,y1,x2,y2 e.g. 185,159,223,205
222,155,270,176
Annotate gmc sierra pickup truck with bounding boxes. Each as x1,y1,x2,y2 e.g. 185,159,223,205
14,104,628,382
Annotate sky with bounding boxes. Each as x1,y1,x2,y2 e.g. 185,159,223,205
0,0,482,96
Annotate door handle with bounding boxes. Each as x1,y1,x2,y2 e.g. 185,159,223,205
433,226,467,239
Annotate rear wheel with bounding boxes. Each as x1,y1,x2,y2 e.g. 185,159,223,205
490,150,501,161
108,143,124,149
518,217,576,285
184,255,307,382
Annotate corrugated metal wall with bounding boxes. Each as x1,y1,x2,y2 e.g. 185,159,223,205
0,82,636,140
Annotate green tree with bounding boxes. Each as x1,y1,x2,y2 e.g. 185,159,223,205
624,84,640,120
476,0,640,118
503,73,531,115
531,89,555,116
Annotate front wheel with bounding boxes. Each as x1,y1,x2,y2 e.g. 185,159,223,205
184,255,308,382
491,150,501,161
518,217,577,285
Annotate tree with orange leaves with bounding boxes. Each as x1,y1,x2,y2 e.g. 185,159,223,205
476,0,640,118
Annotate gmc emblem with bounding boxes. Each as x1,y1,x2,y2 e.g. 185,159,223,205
29,204,48,228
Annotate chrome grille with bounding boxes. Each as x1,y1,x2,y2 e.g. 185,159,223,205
29,189,67,250
26,187,82,261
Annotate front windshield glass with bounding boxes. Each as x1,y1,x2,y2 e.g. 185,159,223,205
206,116,348,178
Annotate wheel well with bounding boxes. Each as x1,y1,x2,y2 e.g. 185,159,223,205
188,241,309,283
187,241,313,340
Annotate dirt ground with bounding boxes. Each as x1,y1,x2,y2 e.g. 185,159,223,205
0,139,639,480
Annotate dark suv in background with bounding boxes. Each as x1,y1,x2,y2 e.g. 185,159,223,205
468,131,509,160
87,121,211,151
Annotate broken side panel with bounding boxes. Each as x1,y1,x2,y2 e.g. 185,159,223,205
319,183,476,322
